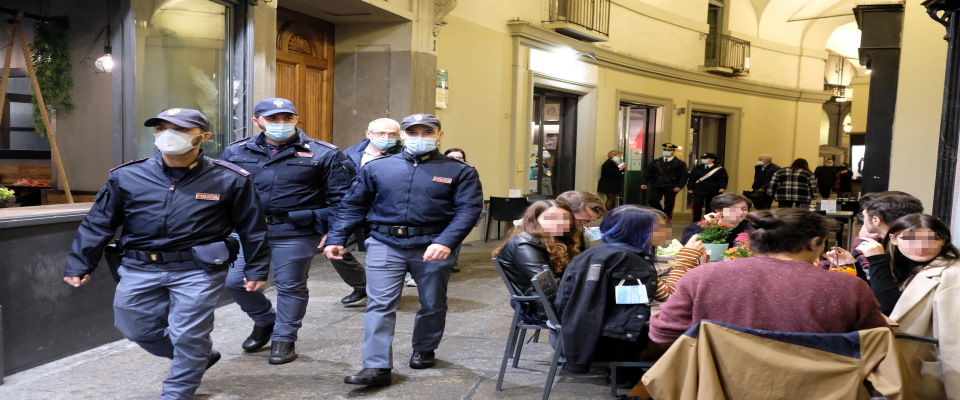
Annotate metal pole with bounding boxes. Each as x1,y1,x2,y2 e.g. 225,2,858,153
924,0,960,223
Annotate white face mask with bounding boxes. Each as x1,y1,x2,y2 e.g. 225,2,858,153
154,129,201,155
612,156,621,163
662,151,673,157
757,161,764,165
701,159,709,164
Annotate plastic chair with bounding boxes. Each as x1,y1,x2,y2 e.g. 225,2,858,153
531,270,655,399
492,258,545,391
485,197,528,242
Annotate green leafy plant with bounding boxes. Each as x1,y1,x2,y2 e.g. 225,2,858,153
0,186,16,207
696,220,735,244
30,21,75,135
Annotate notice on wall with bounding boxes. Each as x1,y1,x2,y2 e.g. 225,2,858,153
436,69,449,109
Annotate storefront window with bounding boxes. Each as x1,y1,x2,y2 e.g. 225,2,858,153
131,0,232,158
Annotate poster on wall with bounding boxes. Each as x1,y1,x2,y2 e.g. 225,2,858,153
436,69,449,109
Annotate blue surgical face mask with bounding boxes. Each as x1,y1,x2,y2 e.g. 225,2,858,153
264,123,297,141
370,137,397,150
404,136,437,155
612,156,621,163
662,151,673,157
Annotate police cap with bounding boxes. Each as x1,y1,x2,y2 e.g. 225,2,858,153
144,108,211,131
661,143,679,150
254,98,298,117
401,114,441,131
702,153,718,160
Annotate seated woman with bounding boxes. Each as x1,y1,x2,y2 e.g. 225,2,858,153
492,200,580,323
554,206,703,374
858,214,960,398
680,193,752,246
649,208,888,351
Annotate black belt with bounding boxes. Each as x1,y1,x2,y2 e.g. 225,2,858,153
371,224,444,238
265,214,291,224
126,249,194,263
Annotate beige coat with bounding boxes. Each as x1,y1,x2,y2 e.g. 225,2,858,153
890,257,960,399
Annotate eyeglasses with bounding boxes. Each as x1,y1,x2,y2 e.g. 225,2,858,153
368,130,399,138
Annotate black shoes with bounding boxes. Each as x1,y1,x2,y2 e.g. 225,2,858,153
451,262,461,273
268,341,298,365
344,368,392,386
206,350,221,370
409,350,436,369
241,323,274,352
341,288,367,304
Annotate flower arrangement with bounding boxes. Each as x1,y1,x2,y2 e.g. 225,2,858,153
696,220,735,244
724,232,754,259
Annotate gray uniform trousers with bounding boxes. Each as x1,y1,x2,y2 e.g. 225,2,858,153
361,237,455,368
113,265,227,400
225,234,322,342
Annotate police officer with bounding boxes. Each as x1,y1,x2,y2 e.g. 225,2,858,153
686,152,728,221
329,118,404,304
324,113,483,387
63,108,271,400
640,143,688,220
219,98,355,364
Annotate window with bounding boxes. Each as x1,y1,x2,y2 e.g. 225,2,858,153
129,0,237,158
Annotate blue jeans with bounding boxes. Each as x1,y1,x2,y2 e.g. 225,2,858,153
225,235,322,342
113,266,227,400
361,237,455,368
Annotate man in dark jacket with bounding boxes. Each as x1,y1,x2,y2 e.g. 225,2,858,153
640,143,688,220
329,118,404,305
686,153,728,222
751,154,780,210
325,114,483,387
813,159,837,199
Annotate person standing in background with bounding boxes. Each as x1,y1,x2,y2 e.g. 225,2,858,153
640,143,687,220
814,159,837,199
597,150,625,211
751,154,780,210
686,153,727,222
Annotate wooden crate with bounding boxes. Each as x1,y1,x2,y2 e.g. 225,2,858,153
43,190,96,205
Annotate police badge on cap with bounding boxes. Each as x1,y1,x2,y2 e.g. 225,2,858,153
661,143,679,150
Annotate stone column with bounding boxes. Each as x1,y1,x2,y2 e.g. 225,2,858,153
854,4,904,193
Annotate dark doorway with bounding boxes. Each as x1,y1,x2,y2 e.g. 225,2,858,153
530,90,578,196
690,111,727,168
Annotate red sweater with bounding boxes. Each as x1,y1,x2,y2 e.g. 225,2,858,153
649,256,888,345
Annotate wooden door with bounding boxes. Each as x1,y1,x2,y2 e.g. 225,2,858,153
276,9,334,142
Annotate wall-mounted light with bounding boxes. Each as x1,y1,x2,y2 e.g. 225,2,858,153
865,69,872,75
80,1,113,74
843,124,853,133
677,107,686,115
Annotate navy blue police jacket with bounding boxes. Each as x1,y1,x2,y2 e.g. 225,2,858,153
64,151,272,280
326,148,483,249
220,130,356,238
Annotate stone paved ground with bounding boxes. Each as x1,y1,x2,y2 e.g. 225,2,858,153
0,237,644,400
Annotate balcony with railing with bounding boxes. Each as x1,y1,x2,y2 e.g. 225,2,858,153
544,0,610,42
702,33,751,76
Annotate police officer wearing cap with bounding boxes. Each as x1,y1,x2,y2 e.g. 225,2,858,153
640,143,688,220
324,113,483,387
328,118,405,305
63,108,271,400
219,98,355,364
686,152,728,221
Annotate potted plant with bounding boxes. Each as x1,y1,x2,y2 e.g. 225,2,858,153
0,186,17,208
696,220,735,261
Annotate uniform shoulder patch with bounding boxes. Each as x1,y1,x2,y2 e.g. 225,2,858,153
212,159,251,177
309,138,338,150
110,158,149,172
227,136,253,146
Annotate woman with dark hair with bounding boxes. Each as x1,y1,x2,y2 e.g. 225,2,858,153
769,158,818,208
649,208,887,350
597,150,625,210
680,193,752,245
444,148,466,162
492,200,580,322
856,214,960,398
554,206,704,373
